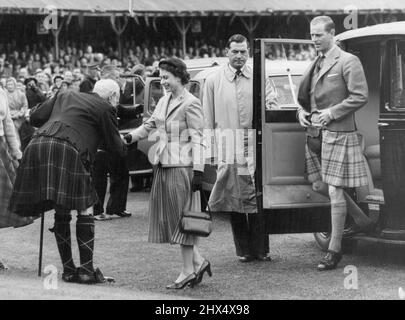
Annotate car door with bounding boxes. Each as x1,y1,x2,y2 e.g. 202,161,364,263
378,39,405,233
118,74,145,131
117,75,152,174
254,39,331,234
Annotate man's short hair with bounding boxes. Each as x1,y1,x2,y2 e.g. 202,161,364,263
101,65,120,80
131,64,146,76
310,16,336,32
227,34,249,49
93,79,120,100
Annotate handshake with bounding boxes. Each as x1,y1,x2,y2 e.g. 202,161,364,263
121,133,133,144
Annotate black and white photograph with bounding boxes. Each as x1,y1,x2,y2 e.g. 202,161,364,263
1,0,405,305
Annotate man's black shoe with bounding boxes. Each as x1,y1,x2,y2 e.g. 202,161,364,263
62,268,79,283
109,211,132,218
238,255,254,263
75,268,115,285
255,254,272,262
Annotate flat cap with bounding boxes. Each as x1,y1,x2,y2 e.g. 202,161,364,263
86,62,100,70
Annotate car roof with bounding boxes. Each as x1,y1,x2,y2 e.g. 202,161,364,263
192,59,310,81
185,57,229,70
335,21,405,42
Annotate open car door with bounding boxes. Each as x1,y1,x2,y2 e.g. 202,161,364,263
253,39,331,234
378,39,405,237
117,74,153,176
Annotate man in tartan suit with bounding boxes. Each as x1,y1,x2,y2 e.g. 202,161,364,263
297,16,370,271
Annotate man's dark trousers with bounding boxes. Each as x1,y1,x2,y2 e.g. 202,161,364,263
93,150,129,215
230,213,269,257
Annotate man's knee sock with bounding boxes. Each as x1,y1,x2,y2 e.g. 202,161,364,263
328,202,347,253
51,213,76,274
76,215,95,274
313,181,371,228
343,192,372,227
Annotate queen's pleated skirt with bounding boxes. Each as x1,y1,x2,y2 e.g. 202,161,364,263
148,166,198,246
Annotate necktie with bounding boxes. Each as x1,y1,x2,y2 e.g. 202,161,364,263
315,55,325,74
234,69,242,80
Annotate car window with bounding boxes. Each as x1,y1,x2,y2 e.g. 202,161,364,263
120,76,145,107
389,41,405,110
264,42,315,113
148,80,164,114
265,75,301,110
147,80,201,114
187,81,201,99
260,40,315,124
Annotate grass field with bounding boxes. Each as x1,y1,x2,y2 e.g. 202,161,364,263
1,191,405,300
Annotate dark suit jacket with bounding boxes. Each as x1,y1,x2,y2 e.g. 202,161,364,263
298,45,368,132
30,91,126,164
26,87,46,109
79,76,97,93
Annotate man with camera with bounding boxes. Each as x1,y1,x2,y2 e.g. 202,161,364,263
25,77,46,109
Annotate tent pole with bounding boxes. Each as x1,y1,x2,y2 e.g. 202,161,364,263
172,17,191,58
110,14,129,61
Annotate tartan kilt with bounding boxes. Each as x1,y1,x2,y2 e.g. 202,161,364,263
0,137,34,229
9,136,98,217
305,130,368,188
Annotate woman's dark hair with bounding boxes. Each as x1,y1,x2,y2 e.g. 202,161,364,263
158,58,190,85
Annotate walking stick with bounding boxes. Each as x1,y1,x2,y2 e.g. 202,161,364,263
38,212,45,277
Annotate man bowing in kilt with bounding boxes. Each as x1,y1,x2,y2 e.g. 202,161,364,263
297,16,370,271
9,79,126,284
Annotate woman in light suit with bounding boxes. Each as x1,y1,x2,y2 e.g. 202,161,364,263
0,88,33,270
125,58,212,289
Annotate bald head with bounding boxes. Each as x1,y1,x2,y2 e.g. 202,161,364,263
93,79,120,107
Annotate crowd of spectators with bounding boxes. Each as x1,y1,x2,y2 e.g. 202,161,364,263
0,38,316,175
0,40,315,98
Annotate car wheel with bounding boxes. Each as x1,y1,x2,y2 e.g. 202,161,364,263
314,232,331,252
314,232,358,254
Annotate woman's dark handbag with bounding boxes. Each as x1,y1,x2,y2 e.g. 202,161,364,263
180,191,212,237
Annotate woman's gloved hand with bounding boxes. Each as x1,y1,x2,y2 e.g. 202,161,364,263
123,134,133,144
191,171,203,192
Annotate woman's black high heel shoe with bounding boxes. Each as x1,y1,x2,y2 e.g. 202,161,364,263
195,260,212,285
166,273,197,290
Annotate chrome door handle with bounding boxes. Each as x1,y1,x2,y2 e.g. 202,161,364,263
378,122,390,127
